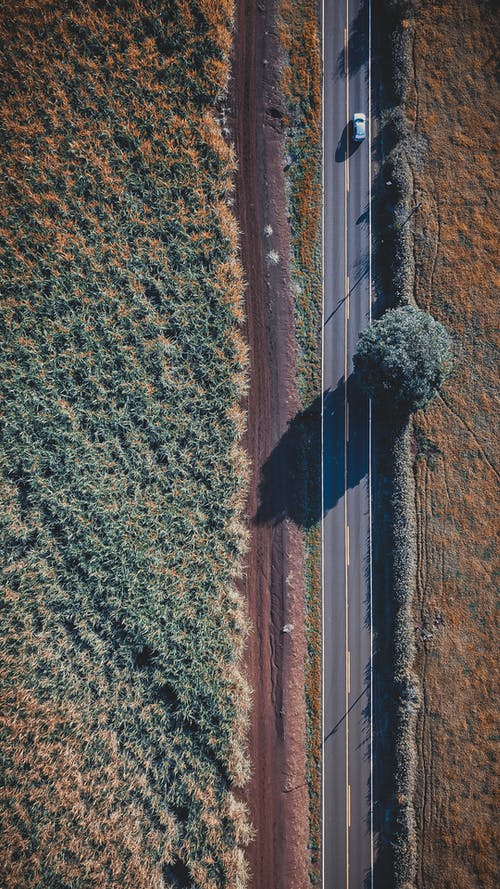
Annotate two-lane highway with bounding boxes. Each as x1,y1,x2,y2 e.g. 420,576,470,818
322,0,374,887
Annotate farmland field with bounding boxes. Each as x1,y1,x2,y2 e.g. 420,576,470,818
405,1,499,886
0,2,252,887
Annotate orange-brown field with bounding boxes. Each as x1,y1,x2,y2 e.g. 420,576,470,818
405,1,499,885
0,2,252,887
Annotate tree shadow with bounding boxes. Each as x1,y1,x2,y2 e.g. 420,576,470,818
255,375,368,529
337,0,369,80
325,374,369,514
254,392,322,530
324,685,368,743
323,263,369,326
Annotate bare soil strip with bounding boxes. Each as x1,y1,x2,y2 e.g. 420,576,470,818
231,1,311,886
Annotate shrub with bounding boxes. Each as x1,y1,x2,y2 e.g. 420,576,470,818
354,305,453,414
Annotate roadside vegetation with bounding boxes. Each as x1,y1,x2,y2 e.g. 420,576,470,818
0,2,252,887
374,1,498,887
354,305,453,414
278,0,322,881
371,2,420,886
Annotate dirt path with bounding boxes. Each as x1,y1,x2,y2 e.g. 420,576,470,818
230,2,310,886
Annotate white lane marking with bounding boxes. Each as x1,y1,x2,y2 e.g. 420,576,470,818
348,783,351,828
347,649,351,695
346,524,350,566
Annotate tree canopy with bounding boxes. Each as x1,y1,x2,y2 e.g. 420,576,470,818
353,305,453,414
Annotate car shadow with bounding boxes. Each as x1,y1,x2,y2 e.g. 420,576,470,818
335,123,363,162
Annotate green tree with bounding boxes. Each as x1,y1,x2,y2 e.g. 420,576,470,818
353,305,453,414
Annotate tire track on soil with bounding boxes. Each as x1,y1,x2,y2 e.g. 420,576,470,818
231,2,310,886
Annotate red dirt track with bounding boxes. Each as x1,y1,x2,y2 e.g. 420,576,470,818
231,1,310,886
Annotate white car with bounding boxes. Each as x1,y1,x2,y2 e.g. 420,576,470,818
352,112,366,142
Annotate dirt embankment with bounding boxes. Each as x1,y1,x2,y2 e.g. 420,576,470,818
405,2,499,886
230,1,310,887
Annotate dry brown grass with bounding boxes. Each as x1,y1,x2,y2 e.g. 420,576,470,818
405,2,499,885
278,0,322,881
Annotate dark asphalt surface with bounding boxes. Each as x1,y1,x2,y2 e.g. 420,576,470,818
322,0,373,886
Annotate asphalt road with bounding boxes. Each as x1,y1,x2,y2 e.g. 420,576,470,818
322,0,374,887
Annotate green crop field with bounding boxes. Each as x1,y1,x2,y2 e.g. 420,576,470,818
0,2,252,887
